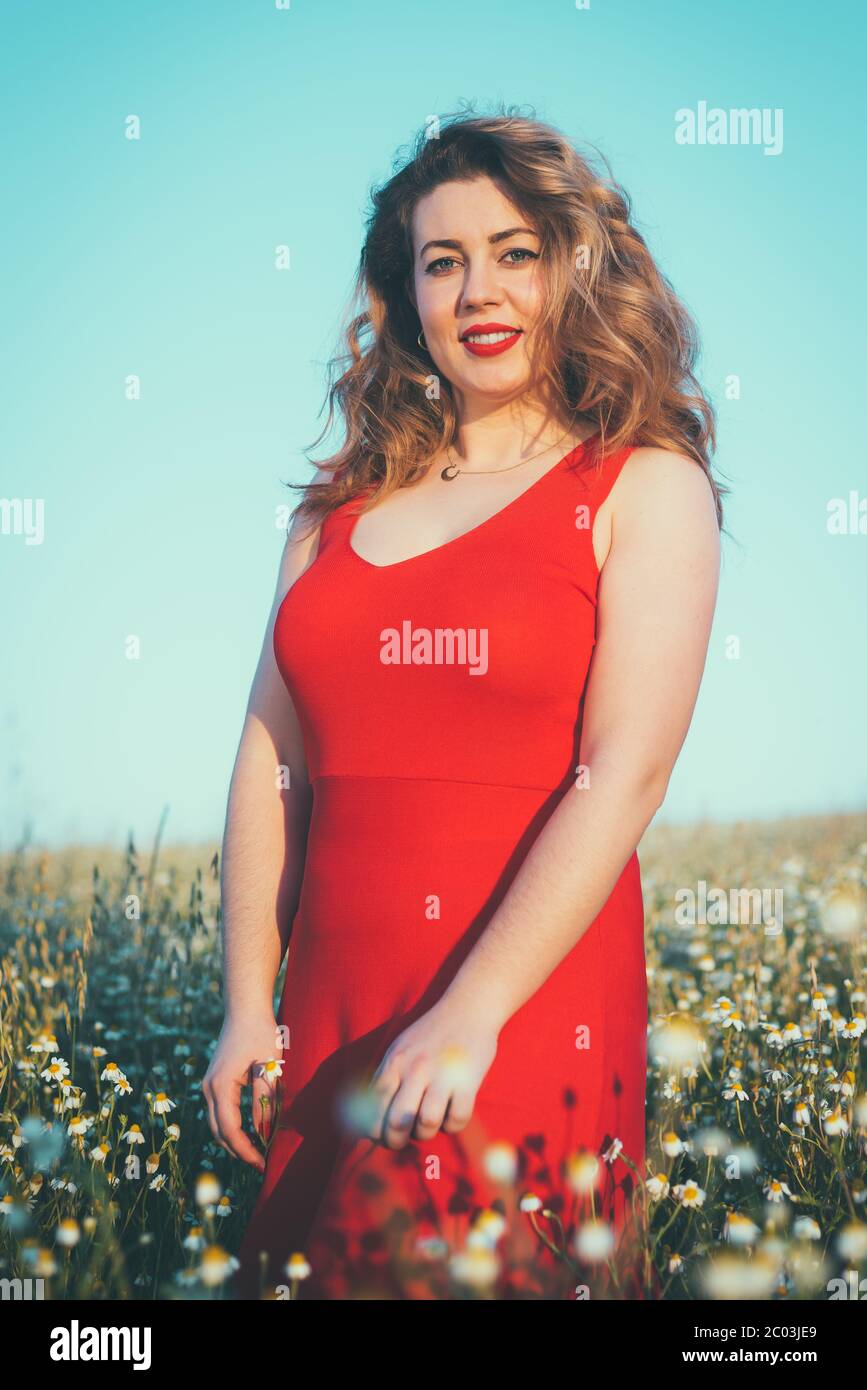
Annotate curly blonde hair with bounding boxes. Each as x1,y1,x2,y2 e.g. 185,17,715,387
286,106,727,534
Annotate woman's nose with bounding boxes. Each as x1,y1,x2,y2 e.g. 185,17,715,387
459,265,503,311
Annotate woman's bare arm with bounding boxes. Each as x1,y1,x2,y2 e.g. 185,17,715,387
219,567,312,1020
203,478,326,1169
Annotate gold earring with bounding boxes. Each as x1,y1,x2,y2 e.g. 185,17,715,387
417,330,427,350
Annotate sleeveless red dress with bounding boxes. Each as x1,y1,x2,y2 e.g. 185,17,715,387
234,438,647,1299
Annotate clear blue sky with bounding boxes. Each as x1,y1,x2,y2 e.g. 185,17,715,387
2,0,864,848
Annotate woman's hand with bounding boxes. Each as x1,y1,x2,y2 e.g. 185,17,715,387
363,998,499,1149
202,1013,283,1172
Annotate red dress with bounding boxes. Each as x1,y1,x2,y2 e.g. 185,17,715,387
234,438,647,1299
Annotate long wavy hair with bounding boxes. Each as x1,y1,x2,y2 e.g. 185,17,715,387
286,106,727,536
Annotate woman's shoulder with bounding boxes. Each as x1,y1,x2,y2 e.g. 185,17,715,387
609,445,720,531
584,444,720,573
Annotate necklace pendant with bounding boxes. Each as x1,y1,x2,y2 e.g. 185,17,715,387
440,462,460,481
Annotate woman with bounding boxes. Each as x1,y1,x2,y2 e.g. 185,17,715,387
206,111,723,1300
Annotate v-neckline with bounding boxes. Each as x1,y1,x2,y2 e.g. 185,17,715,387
346,432,599,572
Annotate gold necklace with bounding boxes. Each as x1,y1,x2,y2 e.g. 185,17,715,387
440,428,574,482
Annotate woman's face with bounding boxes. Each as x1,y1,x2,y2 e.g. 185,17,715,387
410,175,547,406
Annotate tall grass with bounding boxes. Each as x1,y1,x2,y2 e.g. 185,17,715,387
0,812,864,1299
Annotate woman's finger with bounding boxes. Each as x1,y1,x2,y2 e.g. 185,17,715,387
413,1085,450,1139
366,1059,403,1141
441,1087,476,1134
214,1079,266,1170
382,1064,428,1149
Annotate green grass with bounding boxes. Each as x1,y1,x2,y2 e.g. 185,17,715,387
1,810,864,1299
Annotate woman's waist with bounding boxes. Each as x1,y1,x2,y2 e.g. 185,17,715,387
295,773,641,920
298,715,583,793
305,771,567,846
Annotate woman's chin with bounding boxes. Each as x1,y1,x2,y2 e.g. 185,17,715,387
451,367,533,400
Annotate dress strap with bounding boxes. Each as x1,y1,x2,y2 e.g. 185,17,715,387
573,442,638,511
312,489,370,560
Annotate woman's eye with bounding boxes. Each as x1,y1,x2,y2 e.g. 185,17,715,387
424,248,539,275
425,256,460,275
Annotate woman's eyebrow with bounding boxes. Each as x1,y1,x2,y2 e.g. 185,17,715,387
417,226,540,258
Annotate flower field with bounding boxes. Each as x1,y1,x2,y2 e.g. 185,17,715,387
1,811,864,1300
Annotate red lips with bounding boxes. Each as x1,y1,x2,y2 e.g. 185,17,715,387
460,322,524,358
